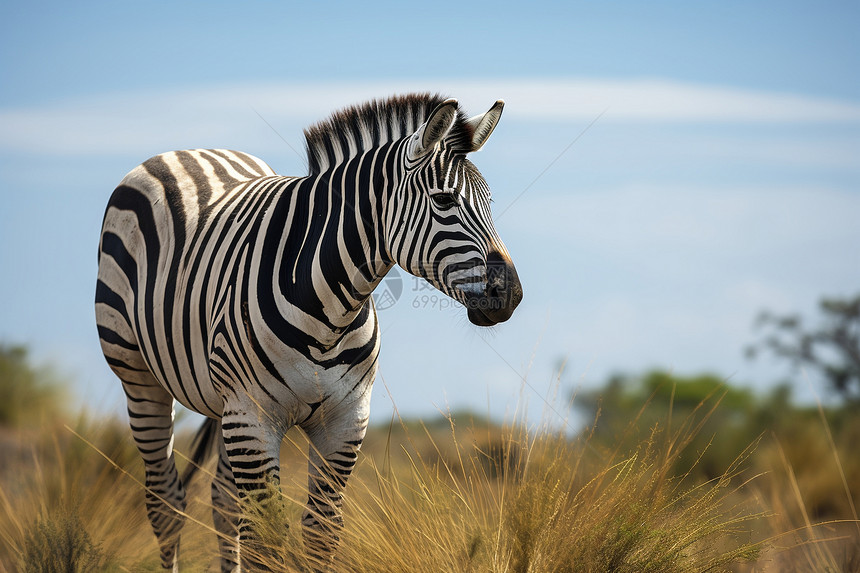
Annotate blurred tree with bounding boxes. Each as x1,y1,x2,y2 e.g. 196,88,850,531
575,370,792,480
575,369,860,520
747,293,860,405
0,343,64,427
577,370,755,432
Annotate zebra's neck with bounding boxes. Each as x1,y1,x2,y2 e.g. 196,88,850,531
266,143,399,337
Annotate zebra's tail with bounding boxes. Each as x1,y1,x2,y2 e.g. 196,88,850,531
181,416,221,485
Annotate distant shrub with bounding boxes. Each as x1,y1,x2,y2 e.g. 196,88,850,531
0,344,65,427
577,369,860,523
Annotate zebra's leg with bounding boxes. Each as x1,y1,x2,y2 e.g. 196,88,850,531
220,408,285,570
212,435,241,572
301,393,371,566
122,376,187,572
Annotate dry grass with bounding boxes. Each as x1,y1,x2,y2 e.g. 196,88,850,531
328,419,762,573
0,400,856,572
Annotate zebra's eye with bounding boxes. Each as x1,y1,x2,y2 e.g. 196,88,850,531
431,193,458,210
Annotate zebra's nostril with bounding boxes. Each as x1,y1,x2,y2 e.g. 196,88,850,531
485,250,508,300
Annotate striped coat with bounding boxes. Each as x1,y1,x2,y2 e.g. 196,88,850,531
95,94,522,571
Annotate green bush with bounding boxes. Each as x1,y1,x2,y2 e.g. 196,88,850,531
0,344,64,428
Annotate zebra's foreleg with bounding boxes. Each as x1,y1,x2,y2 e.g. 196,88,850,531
301,399,370,567
122,378,186,572
220,409,286,570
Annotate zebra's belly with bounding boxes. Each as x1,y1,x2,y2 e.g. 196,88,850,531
141,308,381,425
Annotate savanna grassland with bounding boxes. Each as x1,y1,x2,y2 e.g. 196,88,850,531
1,344,858,572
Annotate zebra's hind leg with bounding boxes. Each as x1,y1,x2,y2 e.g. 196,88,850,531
122,376,187,571
212,432,241,572
301,395,371,568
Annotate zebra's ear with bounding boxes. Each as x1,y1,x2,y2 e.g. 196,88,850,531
407,98,459,160
466,100,504,152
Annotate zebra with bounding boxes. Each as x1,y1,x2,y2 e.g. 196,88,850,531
95,93,523,571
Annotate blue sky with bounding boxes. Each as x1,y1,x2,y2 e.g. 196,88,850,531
1,1,859,427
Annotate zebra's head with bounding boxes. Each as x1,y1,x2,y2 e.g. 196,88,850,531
388,98,523,326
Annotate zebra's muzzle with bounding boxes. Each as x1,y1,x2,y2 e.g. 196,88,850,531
464,250,523,326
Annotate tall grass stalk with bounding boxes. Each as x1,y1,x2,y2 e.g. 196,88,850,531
744,375,860,573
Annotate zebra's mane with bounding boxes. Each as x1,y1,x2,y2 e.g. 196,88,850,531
303,93,474,175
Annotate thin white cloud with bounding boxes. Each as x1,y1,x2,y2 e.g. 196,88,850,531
488,78,860,123
2,78,860,156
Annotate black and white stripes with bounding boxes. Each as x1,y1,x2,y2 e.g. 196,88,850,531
95,93,522,571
